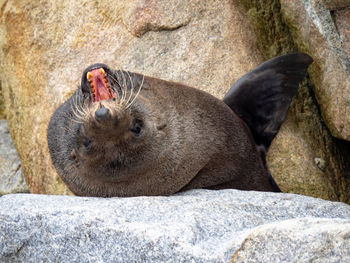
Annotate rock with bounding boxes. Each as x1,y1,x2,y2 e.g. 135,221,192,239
0,0,263,194
0,190,349,263
122,0,192,37
334,8,350,59
266,110,339,201
280,0,350,141
275,0,350,203
320,0,350,10
0,82,5,119
238,0,350,203
231,218,350,262
1,0,349,204
0,119,28,195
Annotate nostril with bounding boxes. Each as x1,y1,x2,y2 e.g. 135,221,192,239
82,137,92,150
95,105,110,121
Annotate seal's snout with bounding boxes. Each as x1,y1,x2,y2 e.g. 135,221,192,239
95,104,110,121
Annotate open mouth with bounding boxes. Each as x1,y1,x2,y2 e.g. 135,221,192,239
86,68,115,103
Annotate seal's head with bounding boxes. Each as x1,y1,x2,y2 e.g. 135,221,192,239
48,63,174,197
75,63,145,142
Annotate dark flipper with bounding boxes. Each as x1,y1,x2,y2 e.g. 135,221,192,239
223,52,313,152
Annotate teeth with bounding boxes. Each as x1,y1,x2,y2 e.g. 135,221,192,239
99,68,110,91
87,71,93,80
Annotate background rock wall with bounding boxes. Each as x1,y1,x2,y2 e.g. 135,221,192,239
237,0,350,203
0,0,349,202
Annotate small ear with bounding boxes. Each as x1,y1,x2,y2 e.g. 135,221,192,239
223,52,313,151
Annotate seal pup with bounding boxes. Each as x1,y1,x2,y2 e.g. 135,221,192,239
47,53,312,197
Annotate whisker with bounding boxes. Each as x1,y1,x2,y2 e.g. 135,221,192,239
71,118,84,124
126,74,144,109
125,71,135,108
70,105,83,121
71,98,88,122
78,95,89,117
74,95,87,117
107,71,124,103
120,70,129,106
62,110,81,125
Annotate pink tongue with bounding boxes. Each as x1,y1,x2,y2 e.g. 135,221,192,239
89,68,114,102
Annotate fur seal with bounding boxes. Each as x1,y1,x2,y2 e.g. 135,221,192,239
47,53,312,197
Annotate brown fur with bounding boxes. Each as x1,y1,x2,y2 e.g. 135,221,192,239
47,68,273,197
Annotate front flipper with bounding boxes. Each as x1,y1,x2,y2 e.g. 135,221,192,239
223,52,313,152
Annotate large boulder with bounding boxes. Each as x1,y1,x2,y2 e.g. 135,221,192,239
0,189,349,262
0,0,349,203
238,0,350,203
278,0,350,202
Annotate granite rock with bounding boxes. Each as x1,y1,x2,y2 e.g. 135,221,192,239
232,218,350,262
334,8,350,59
0,82,5,119
1,0,350,205
0,119,28,195
277,0,350,203
320,0,350,10
0,190,350,263
239,0,350,203
280,0,350,140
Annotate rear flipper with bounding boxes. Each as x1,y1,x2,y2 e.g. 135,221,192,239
223,52,313,192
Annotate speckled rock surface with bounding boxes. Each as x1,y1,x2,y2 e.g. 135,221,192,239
0,119,28,195
267,110,339,201
320,0,350,10
334,8,350,59
0,83,5,119
1,190,350,263
280,0,350,141
277,0,350,203
0,0,263,194
239,0,350,204
231,218,350,263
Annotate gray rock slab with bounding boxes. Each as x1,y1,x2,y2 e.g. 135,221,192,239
1,189,350,263
0,119,28,195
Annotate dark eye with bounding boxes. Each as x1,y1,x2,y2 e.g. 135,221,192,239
82,137,92,150
131,120,143,136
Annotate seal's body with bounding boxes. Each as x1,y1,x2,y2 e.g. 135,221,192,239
47,53,312,197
